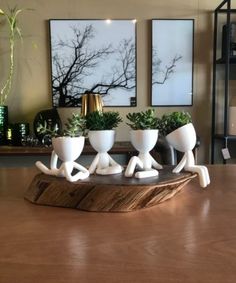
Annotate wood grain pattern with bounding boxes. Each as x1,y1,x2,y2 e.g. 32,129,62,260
24,167,196,212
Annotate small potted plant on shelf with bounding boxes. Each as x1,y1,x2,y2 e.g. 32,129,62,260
86,110,123,175
158,111,210,188
0,7,26,145
35,113,89,182
125,109,163,179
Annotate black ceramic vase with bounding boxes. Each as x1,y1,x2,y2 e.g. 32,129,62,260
33,108,62,145
0,105,8,145
10,123,30,146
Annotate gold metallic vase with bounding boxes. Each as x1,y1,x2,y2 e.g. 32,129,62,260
81,93,103,116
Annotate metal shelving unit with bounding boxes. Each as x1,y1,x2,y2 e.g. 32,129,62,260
211,0,236,163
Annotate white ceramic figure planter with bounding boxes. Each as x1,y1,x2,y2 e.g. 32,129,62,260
88,130,123,175
125,129,163,178
166,123,210,188
36,136,89,182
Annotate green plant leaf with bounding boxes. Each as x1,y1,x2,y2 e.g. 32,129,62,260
86,111,122,131
126,109,159,130
158,111,192,136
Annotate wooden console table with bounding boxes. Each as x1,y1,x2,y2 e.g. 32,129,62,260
0,165,236,282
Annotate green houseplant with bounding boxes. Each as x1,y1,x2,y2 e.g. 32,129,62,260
85,111,123,175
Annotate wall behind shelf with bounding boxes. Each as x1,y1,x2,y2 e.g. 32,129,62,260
0,0,219,164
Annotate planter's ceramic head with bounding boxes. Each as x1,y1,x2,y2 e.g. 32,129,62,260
130,129,158,153
52,136,85,162
166,123,196,152
88,130,115,153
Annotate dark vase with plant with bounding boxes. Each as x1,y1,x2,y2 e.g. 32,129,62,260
125,109,163,179
85,110,123,175
33,108,62,146
0,7,24,145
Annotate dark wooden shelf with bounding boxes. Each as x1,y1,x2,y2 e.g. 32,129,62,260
0,141,137,157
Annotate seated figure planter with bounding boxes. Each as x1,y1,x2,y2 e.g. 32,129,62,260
86,111,123,175
125,109,162,179
36,136,89,182
159,112,210,188
125,129,162,178
88,130,123,175
35,113,89,182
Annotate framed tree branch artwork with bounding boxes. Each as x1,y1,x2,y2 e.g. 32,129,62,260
49,19,137,107
151,19,194,106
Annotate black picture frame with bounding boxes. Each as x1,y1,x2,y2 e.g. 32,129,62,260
151,19,194,106
49,19,137,107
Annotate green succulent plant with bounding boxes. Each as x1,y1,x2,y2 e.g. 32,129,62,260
158,111,192,136
86,111,123,130
37,113,86,138
64,113,86,137
126,109,159,130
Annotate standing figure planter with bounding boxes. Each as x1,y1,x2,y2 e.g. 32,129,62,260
86,111,123,175
36,113,89,182
125,109,163,179
159,112,210,188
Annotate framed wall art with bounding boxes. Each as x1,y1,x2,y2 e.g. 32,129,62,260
49,19,137,107
151,19,194,106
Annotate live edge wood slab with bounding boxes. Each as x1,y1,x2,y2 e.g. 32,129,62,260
25,167,197,212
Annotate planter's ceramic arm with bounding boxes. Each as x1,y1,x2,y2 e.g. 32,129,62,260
36,150,60,176
125,155,160,179
125,156,144,177
135,169,158,179
35,161,56,176
96,165,123,175
64,162,89,182
89,154,100,174
172,154,187,173
50,150,58,170
185,165,210,188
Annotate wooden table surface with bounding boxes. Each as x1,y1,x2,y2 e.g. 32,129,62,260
0,165,236,283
